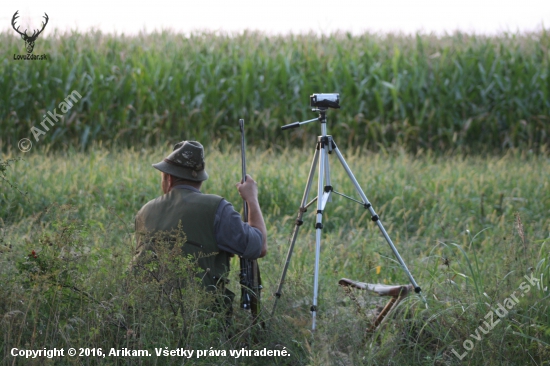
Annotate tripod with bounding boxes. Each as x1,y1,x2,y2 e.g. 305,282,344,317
271,107,421,330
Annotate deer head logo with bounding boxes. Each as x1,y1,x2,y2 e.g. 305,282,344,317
12,10,49,54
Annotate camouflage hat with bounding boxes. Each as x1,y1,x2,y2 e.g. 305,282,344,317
152,141,208,182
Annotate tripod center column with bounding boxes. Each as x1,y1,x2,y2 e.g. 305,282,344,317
319,109,327,136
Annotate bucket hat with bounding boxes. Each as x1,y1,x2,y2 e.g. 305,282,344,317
152,141,208,181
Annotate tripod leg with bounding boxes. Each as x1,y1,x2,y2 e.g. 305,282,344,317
271,143,320,317
312,137,332,330
332,141,421,293
323,137,332,203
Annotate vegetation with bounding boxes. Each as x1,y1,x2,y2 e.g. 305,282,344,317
1,30,549,152
1,26,549,365
1,146,549,365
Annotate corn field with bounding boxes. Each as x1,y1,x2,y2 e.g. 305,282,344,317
1,30,549,152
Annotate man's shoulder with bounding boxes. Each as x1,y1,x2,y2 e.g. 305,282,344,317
182,190,224,206
136,194,167,217
199,192,225,204
138,191,224,215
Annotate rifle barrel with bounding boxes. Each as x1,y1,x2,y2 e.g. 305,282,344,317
239,119,248,222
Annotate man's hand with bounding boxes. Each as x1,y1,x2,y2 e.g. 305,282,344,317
236,174,259,204
236,174,267,257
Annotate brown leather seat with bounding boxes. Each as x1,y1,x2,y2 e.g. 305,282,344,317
338,278,413,297
338,278,414,333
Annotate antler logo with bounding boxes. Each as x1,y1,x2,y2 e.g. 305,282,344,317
12,10,49,54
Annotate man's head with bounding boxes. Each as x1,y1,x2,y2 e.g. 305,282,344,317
153,141,208,193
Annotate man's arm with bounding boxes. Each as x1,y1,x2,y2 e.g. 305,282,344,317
236,174,267,257
214,201,262,258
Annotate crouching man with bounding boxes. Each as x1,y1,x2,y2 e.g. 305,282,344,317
132,140,267,318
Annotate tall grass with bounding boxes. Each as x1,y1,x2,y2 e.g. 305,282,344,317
1,145,549,364
1,30,549,152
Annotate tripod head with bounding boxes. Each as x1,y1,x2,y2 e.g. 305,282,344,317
281,93,339,132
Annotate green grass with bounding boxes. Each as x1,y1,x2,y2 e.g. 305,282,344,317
1,145,549,365
1,30,549,153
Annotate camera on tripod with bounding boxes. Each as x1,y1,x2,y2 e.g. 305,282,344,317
275,93,422,330
310,93,340,109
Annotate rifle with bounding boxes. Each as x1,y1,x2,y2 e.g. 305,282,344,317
239,119,262,324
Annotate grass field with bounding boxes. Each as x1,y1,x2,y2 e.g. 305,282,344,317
1,145,549,365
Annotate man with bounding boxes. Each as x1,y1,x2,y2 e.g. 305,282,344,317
133,140,267,313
